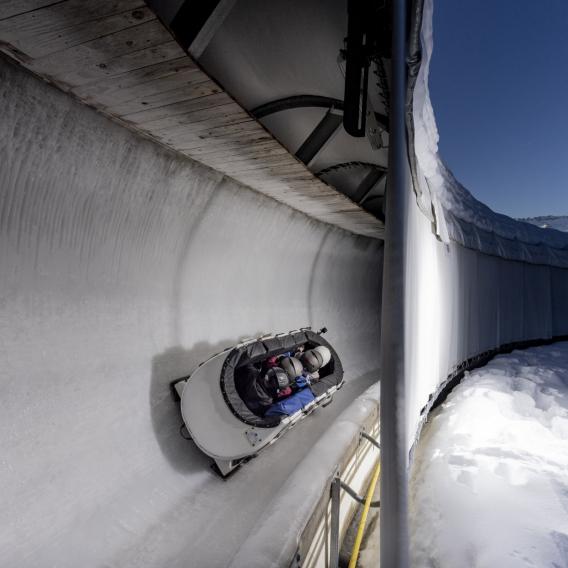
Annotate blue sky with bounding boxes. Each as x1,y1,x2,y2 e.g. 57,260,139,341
429,0,568,218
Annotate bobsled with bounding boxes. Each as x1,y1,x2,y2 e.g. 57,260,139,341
173,327,344,476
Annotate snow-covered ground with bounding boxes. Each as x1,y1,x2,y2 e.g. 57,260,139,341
410,342,568,567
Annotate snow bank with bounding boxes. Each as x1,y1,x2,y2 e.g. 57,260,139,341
410,0,568,267
410,342,568,567
229,383,379,568
521,216,568,233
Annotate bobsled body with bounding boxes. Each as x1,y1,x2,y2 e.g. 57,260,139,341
176,328,344,476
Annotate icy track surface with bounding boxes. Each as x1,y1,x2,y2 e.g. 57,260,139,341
410,342,568,567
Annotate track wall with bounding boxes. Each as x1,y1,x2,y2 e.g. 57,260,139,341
0,56,382,565
404,192,568,451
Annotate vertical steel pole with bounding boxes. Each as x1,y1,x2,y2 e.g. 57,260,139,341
380,0,410,566
329,475,341,568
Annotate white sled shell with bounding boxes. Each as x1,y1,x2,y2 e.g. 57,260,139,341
177,329,343,476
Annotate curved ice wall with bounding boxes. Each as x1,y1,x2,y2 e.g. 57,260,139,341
0,56,382,564
406,0,568,451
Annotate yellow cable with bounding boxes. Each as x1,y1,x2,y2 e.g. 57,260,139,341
348,459,381,568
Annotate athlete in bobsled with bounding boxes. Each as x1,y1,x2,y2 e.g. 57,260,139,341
174,328,343,476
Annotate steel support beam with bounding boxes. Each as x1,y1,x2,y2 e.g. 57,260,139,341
356,170,387,204
380,0,410,566
343,0,371,137
251,95,343,119
295,110,343,166
251,96,389,131
169,0,237,58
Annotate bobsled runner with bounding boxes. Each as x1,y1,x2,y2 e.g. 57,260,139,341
173,327,344,476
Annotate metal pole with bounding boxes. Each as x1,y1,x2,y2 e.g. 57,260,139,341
380,0,410,565
330,476,341,568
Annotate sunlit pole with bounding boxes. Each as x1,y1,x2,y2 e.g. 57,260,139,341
380,0,410,565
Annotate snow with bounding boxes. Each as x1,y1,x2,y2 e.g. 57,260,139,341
520,216,568,233
410,342,568,567
411,0,568,267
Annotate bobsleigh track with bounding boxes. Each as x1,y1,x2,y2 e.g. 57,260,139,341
3,1,568,567
0,40,381,567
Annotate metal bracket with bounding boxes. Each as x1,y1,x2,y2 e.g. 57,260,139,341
339,479,380,508
361,431,381,449
244,428,262,447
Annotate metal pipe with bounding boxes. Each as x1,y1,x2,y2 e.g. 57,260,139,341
380,0,411,565
360,431,381,449
330,476,341,568
339,480,380,508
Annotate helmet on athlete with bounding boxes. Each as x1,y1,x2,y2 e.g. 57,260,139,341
280,356,303,380
313,346,331,367
301,349,324,373
264,367,290,394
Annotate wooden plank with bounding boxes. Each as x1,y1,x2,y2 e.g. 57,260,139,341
186,119,266,138
223,159,308,175
0,1,148,58
80,65,205,106
122,92,229,123
26,19,180,87
148,116,254,140
223,158,308,175
149,115,253,138
205,152,294,170
161,131,273,153
55,40,184,88
0,0,61,21
202,146,290,163
228,168,314,182
106,77,221,115
183,150,290,171
139,101,244,132
73,56,193,99
0,0,142,32
242,171,317,183
224,154,307,172
164,125,273,150
181,139,289,160
13,7,155,59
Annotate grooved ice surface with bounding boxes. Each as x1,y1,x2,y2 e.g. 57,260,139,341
412,0,568,266
410,342,568,567
0,56,382,566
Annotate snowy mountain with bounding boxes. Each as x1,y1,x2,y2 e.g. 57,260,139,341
518,215,568,232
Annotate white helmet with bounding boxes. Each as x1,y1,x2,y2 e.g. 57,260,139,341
313,346,331,367
301,349,324,373
280,356,303,380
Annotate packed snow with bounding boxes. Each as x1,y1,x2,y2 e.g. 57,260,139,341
410,342,568,567
411,0,568,266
